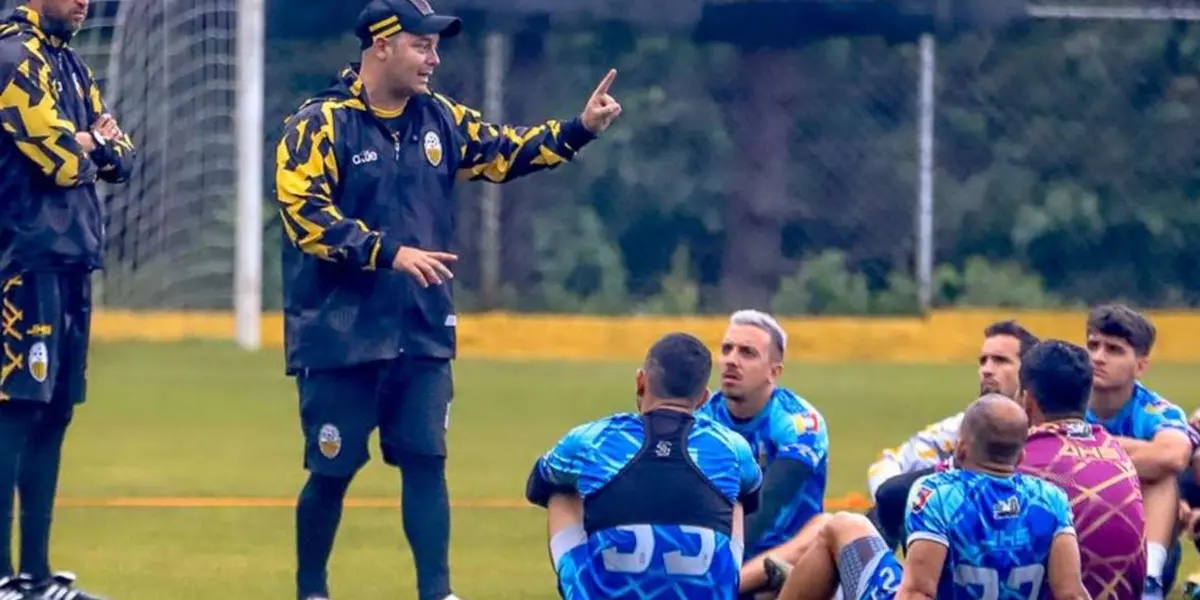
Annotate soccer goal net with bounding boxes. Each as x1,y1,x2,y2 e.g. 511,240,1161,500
1,0,243,311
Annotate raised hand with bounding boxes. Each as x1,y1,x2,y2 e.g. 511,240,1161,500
580,69,622,134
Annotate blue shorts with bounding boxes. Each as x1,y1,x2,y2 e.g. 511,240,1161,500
838,535,902,600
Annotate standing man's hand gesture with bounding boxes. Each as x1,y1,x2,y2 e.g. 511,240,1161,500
580,69,622,134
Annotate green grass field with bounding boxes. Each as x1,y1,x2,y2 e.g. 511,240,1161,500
27,342,1200,598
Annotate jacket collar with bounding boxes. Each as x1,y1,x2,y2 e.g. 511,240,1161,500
7,6,72,48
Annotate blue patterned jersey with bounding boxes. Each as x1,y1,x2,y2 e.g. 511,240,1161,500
1085,382,1191,444
535,412,762,599
697,387,829,553
906,470,1075,600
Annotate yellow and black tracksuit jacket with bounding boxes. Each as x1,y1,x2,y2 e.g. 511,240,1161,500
0,6,136,274
276,65,597,372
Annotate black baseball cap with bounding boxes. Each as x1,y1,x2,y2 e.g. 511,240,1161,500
355,0,462,48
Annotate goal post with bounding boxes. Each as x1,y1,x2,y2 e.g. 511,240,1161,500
235,0,265,350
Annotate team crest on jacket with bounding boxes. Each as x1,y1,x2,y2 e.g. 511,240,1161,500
423,130,443,167
318,424,341,458
28,341,48,383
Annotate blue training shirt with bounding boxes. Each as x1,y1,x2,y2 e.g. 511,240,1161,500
1085,381,1191,443
535,412,762,599
696,386,829,554
906,469,1076,600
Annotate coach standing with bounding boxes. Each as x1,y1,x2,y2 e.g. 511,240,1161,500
0,0,136,599
274,1,620,599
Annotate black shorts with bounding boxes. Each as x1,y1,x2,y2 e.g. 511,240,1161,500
297,355,453,477
0,270,91,415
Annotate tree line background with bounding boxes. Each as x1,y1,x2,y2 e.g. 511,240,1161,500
39,0,1199,316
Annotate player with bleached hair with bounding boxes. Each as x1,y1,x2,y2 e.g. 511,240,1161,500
696,310,833,597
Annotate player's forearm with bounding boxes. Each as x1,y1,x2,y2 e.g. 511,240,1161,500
1121,437,1190,482
276,192,399,270
95,135,137,183
744,460,811,547
0,64,96,187
458,117,595,183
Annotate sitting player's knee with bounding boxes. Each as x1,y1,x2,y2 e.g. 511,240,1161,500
825,512,878,546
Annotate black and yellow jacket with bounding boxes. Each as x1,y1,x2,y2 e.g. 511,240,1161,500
0,6,136,273
276,65,597,371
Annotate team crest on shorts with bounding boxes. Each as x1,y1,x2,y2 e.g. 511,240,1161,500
28,342,48,383
423,130,443,167
318,424,341,459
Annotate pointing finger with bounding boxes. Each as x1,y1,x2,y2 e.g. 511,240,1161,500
590,69,617,100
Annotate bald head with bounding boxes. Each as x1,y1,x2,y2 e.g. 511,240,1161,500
961,393,1029,466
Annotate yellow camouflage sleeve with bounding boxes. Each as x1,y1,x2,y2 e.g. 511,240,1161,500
275,102,401,270
0,37,96,187
432,93,596,184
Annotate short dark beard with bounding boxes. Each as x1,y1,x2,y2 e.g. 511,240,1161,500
38,11,80,40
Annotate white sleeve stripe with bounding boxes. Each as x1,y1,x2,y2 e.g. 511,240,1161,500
907,531,949,548
549,524,586,572
1055,526,1077,538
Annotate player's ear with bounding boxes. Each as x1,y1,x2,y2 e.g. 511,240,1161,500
953,435,968,465
373,37,390,61
635,368,646,397
1015,387,1029,413
1134,355,1149,378
769,361,783,381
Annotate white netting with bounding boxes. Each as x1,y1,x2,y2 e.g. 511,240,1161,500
1,0,240,309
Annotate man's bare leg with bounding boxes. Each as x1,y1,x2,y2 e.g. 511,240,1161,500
778,513,885,600
1143,477,1180,589
739,513,832,594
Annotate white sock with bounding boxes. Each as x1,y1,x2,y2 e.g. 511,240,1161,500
1147,542,1166,579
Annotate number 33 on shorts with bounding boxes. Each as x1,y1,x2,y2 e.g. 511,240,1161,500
601,525,716,576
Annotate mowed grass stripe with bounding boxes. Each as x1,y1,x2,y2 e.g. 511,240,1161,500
52,493,875,510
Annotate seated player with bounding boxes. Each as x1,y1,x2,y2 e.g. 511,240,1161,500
1176,411,1200,599
1084,304,1193,599
867,320,1039,549
773,394,1090,600
1015,339,1146,599
524,332,764,599
694,310,831,597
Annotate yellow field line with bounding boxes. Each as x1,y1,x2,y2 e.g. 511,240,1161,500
52,493,874,510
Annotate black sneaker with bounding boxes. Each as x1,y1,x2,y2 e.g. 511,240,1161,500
29,572,105,600
0,574,34,600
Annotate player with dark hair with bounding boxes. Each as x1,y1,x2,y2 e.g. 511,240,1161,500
772,394,1089,600
1083,304,1192,599
0,0,136,598
866,320,1039,549
1015,339,1145,599
693,310,831,597
526,332,763,598
275,0,621,598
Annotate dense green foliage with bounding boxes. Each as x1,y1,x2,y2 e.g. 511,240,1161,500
260,16,1200,315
